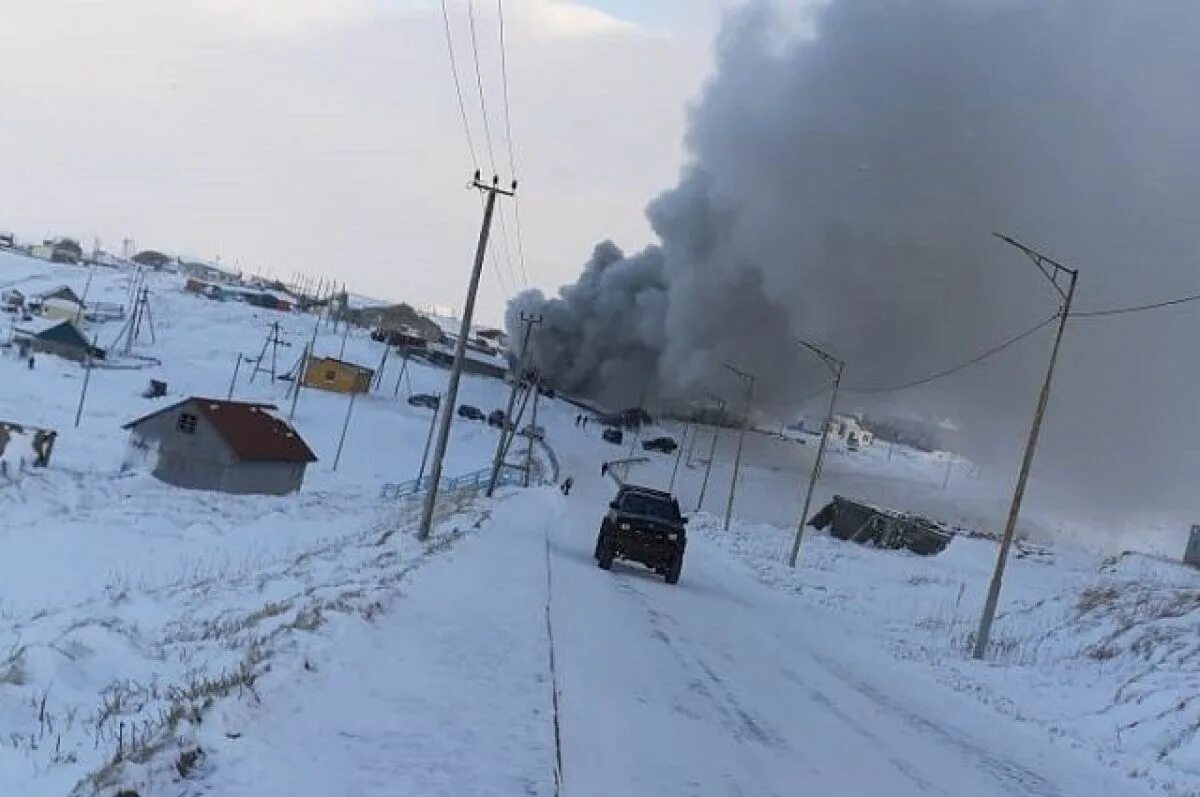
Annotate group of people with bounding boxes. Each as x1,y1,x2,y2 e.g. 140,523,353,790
573,414,591,428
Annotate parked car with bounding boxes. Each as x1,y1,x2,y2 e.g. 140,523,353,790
457,404,486,421
594,485,687,583
642,436,678,454
602,427,623,445
487,409,510,428
407,393,440,410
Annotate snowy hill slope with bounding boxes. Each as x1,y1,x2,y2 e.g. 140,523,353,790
2,249,1195,795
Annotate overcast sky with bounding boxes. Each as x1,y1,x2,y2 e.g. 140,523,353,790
0,0,737,323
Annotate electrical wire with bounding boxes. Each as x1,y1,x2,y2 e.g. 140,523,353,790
1070,291,1200,318
847,313,1061,394
466,0,522,293
439,0,479,171
496,0,531,288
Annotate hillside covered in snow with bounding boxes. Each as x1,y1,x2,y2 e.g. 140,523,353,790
0,250,1197,796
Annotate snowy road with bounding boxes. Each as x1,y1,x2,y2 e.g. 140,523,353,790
545,457,1149,797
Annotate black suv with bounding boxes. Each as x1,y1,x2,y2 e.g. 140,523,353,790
594,485,687,584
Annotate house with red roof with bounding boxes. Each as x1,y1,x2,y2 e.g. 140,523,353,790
121,398,316,495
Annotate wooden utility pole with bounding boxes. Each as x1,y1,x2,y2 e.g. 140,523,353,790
332,390,358,471
524,373,541,487
974,234,1078,659
417,173,515,540
417,396,442,485
695,398,726,513
723,364,755,531
487,311,541,496
789,358,843,568
668,422,689,493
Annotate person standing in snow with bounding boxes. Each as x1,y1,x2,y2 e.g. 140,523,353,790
560,476,574,495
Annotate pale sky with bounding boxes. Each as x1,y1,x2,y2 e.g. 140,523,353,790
0,0,735,323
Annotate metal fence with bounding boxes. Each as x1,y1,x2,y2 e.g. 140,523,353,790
380,463,524,502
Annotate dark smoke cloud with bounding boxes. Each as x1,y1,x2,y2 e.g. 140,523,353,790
509,0,1200,518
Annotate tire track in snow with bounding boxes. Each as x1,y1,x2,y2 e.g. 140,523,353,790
799,650,1062,797
543,526,565,796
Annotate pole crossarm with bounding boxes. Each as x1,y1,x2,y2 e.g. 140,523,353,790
993,232,1078,301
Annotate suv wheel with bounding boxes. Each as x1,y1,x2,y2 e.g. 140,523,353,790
596,537,615,570
664,552,683,584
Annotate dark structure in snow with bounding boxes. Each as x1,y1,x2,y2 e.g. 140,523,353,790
808,495,953,556
122,398,316,495
13,318,104,363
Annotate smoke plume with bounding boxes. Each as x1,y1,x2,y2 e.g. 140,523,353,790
508,0,1200,519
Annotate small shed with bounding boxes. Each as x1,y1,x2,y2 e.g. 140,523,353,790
122,398,317,495
301,355,374,394
13,318,104,363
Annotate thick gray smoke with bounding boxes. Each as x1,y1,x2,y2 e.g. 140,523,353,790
509,0,1200,518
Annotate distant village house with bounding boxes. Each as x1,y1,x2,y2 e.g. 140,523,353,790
122,398,316,495
301,355,374,394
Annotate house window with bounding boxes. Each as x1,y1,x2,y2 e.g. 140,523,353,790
177,413,198,434
324,370,337,381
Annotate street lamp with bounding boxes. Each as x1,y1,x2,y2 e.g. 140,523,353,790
972,233,1078,660
788,339,845,568
695,392,726,513
723,363,756,531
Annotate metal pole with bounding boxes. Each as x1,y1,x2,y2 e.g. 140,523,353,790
289,343,310,421
686,417,698,466
695,402,725,512
418,175,512,540
668,422,689,493
332,390,358,471
227,354,243,401
942,458,953,490
524,374,541,487
723,368,755,531
74,344,95,428
487,313,539,496
974,274,1076,659
393,351,409,397
338,316,350,360
417,395,441,485
789,362,843,568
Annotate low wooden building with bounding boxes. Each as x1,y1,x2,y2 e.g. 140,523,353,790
122,398,316,495
301,355,374,394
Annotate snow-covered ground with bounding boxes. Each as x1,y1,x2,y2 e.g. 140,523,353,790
1,249,1197,795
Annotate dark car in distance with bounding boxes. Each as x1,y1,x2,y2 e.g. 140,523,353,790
602,427,624,445
407,393,440,410
642,436,678,454
457,404,486,421
487,409,511,428
594,485,687,584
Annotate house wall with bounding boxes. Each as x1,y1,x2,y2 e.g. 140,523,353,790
25,338,87,363
41,299,83,322
128,404,235,491
220,461,306,496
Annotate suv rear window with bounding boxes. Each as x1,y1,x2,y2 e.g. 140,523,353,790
620,493,679,520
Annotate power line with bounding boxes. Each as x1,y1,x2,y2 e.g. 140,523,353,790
1070,291,1200,318
847,314,1060,394
496,0,531,288
467,0,522,292
439,0,479,170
